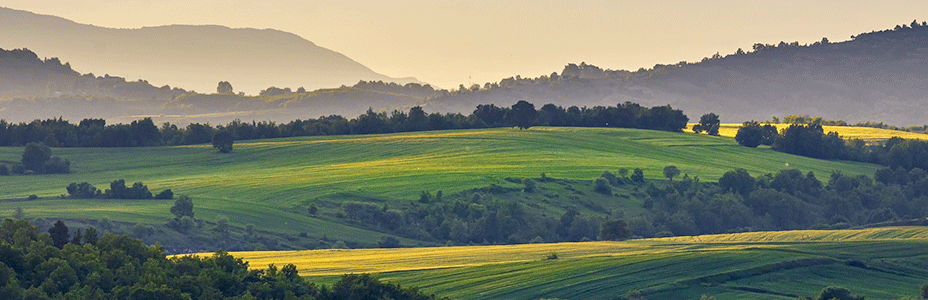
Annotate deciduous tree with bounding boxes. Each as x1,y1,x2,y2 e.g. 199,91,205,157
505,100,537,130
663,165,681,181
212,131,234,153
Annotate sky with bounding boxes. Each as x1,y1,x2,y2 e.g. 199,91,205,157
1,0,923,88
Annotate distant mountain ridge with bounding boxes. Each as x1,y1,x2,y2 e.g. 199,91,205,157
0,6,418,95
423,21,928,126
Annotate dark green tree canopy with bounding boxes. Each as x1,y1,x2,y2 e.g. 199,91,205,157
21,142,51,172
663,165,681,181
0,219,445,300
170,195,194,219
505,100,537,130
631,168,645,183
217,81,234,95
48,220,69,248
719,168,755,196
693,113,721,136
735,122,765,147
212,131,234,153
598,219,630,241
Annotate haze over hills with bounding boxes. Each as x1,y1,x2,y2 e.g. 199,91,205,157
0,6,418,95
2,7,927,127
424,21,928,126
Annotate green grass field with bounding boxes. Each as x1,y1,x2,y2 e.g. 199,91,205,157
0,127,882,245
221,227,928,300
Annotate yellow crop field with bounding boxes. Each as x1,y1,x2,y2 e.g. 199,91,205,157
198,226,928,276
687,124,928,143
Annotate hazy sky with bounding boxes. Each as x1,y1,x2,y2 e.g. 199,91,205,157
1,0,923,88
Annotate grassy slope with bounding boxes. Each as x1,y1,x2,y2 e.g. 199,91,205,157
688,123,928,143
0,127,880,244
226,227,928,300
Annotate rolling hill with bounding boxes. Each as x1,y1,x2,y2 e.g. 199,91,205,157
0,6,417,96
227,227,928,299
0,127,881,252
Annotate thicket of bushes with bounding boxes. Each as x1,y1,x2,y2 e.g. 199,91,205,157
331,166,928,243
0,142,69,175
65,180,173,200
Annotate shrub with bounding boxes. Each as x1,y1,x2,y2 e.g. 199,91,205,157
523,178,537,193
12,207,24,219
602,171,618,185
98,218,113,231
598,219,630,241
594,178,611,195
178,216,195,233
0,164,8,175
66,182,100,198
44,156,70,174
132,223,155,238
815,287,863,300
654,231,674,238
155,189,174,199
418,191,431,203
546,252,558,260
27,194,38,200
332,240,348,249
212,131,234,153
11,163,25,174
308,203,319,215
631,168,644,183
21,142,51,173
378,236,401,248
170,196,194,219
214,216,230,234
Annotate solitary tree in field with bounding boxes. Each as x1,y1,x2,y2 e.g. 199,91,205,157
22,142,51,173
170,195,194,219
693,113,721,136
505,100,537,130
212,131,234,153
663,165,681,181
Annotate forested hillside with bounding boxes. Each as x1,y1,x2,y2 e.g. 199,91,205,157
5,21,928,126
423,21,928,125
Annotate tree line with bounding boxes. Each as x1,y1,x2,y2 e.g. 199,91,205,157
0,218,445,300
0,100,688,148
737,123,928,171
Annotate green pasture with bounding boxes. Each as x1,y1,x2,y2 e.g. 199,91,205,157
346,229,928,300
0,127,882,243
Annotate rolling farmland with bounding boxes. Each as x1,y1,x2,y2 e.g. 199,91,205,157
222,227,928,299
1,127,882,245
